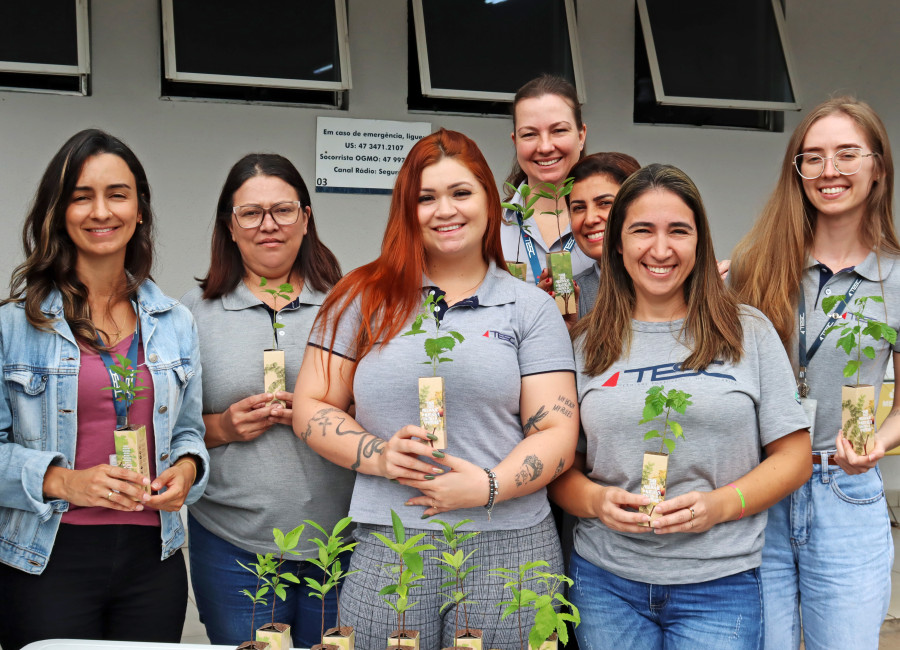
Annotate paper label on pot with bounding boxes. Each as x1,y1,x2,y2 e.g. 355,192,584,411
419,376,446,449
506,261,527,282
323,628,355,650
547,252,576,315
388,630,420,650
453,630,483,650
114,425,151,493
256,624,291,650
264,349,287,405
841,385,876,455
639,452,668,524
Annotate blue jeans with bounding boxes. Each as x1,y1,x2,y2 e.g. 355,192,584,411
188,513,339,647
569,550,763,650
761,461,892,650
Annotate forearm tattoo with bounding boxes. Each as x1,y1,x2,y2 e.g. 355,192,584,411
523,405,548,436
514,454,544,487
552,458,565,479
303,407,385,471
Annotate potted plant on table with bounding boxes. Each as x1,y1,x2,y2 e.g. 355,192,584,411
372,510,436,650
638,386,692,524
535,178,575,316
254,524,306,650
501,182,540,281
305,516,359,650
823,293,898,455
261,277,293,406
432,519,482,650
491,561,580,650
104,354,151,492
236,553,276,650
402,291,465,450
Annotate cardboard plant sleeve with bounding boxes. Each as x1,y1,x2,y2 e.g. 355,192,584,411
639,452,668,525
264,349,287,406
419,376,446,449
547,252,576,316
256,623,291,650
322,627,355,650
506,261,527,281
528,632,559,650
453,629,483,650
841,384,877,455
114,425,151,493
388,630,420,650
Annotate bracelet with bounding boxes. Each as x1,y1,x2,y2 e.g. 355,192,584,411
483,467,499,521
174,457,198,486
728,483,746,520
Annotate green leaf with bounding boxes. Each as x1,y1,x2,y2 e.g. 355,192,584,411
390,509,405,544
643,430,660,440
844,360,861,377
281,572,300,584
837,333,856,355
670,421,683,439
403,551,424,576
259,277,268,287
883,324,898,346
821,294,842,314
863,346,876,360
662,438,675,454
273,322,285,329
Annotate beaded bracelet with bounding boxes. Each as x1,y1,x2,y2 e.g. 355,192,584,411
483,467,499,521
728,483,746,520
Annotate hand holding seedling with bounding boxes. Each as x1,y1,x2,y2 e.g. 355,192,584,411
266,390,294,427
145,457,198,512
833,427,885,474
589,484,652,534
209,392,279,447
400,453,489,516
42,463,150,511
650,490,718,534
378,424,446,482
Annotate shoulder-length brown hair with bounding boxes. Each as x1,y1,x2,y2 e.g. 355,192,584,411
199,153,342,299
4,128,154,351
573,163,743,376
316,128,506,369
731,96,899,348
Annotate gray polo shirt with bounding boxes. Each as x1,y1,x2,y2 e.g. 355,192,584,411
793,251,900,449
182,282,354,557
574,263,601,320
501,185,594,284
574,306,808,584
310,263,575,530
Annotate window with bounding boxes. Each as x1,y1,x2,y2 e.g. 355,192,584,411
0,0,90,95
161,0,351,107
408,0,584,115
634,0,799,130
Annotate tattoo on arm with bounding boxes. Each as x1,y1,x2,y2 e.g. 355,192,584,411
551,395,575,419
523,405,549,435
552,458,565,479
514,454,545,487
302,407,385,471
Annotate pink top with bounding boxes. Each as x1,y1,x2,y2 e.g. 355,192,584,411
62,334,160,526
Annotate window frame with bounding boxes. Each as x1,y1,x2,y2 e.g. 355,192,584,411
636,0,801,112
410,0,585,103
160,0,352,92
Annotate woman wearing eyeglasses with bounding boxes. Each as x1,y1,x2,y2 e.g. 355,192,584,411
731,97,900,650
181,154,355,648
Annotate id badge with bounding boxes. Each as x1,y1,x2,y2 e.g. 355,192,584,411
800,397,817,441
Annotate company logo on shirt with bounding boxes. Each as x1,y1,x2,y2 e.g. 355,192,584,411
483,330,515,345
601,361,736,386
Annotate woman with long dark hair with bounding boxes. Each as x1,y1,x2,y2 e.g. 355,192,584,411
0,129,208,650
181,153,354,648
295,129,578,650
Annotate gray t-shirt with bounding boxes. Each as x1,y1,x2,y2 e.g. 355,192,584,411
574,263,600,320
574,306,808,584
182,282,355,557
310,263,575,530
793,252,900,449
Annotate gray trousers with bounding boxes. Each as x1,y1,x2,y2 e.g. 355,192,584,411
340,514,563,650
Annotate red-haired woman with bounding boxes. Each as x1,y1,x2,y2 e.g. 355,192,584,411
294,129,578,650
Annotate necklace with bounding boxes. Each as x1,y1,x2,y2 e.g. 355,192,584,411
441,277,485,306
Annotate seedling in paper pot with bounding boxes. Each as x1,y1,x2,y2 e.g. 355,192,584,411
823,293,897,454
305,516,359,649
402,291,465,449
536,178,576,315
638,386,692,522
432,519,482,648
102,354,148,428
501,182,540,279
260,277,293,406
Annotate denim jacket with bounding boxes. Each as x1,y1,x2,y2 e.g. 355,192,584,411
0,280,209,573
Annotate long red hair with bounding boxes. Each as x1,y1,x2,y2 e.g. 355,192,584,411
316,128,506,369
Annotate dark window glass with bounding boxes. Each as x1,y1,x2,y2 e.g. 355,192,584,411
0,1,80,68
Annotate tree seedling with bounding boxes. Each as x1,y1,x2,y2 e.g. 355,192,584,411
823,294,897,386
102,354,148,428
305,516,359,646
432,519,480,644
402,291,465,377
639,386,692,522
260,277,293,350
371,510,436,648
501,182,540,270
237,553,277,649
534,178,575,245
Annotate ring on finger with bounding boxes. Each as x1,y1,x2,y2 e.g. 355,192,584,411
431,498,436,509
106,491,113,501
689,519,694,529
690,507,695,521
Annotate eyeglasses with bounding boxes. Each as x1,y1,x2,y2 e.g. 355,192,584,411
793,148,878,180
232,201,303,229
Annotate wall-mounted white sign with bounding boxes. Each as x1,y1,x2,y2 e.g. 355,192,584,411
315,117,432,194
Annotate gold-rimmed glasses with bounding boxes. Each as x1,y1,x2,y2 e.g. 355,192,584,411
793,148,878,180
232,201,302,229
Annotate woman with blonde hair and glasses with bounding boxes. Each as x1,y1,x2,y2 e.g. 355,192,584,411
731,96,900,649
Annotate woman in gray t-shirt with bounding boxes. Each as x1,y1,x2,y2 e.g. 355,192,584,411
550,164,811,649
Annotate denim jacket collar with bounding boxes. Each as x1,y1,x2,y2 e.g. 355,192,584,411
32,280,178,319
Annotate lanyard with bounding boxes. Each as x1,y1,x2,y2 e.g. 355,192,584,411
516,213,575,285
797,276,862,396
97,305,141,427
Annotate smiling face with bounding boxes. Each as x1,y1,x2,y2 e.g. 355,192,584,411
512,93,586,187
229,174,309,281
65,153,141,267
417,156,488,263
800,112,880,225
569,173,621,261
618,189,697,319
